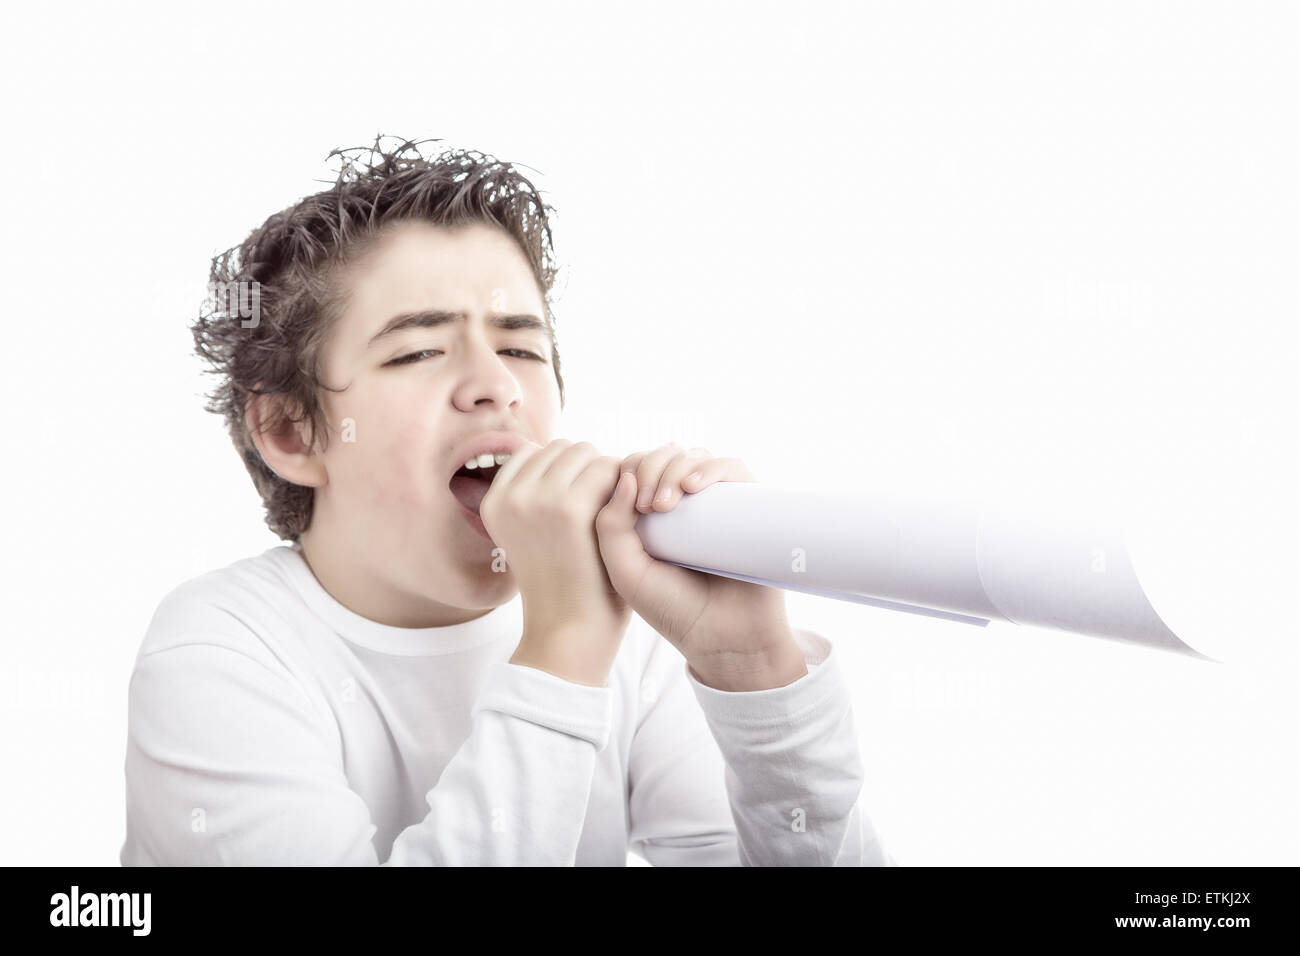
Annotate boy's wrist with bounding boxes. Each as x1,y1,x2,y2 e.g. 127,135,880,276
686,635,809,692
512,617,626,687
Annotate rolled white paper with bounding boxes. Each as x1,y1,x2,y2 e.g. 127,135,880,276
633,482,1208,660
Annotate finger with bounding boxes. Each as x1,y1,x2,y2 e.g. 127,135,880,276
619,449,648,474
543,440,603,490
645,447,713,512
680,456,757,493
572,454,623,506
595,469,654,603
482,438,542,498
508,437,572,493
633,442,688,513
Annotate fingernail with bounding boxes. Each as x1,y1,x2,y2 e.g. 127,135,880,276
685,471,702,485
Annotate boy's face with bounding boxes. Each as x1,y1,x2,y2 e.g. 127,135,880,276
299,219,561,626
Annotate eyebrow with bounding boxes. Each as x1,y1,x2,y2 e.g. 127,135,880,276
367,310,549,348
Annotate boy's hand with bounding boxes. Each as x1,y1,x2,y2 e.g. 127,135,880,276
479,438,632,686
594,443,808,691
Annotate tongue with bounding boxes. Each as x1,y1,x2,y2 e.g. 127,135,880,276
450,473,492,514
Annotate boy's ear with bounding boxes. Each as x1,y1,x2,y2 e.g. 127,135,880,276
244,390,328,488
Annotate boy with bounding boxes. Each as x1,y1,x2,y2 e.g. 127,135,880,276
119,135,896,866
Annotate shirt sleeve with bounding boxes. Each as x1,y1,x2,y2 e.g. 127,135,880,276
626,626,897,866
121,633,614,866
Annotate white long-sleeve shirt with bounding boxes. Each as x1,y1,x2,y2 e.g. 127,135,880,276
119,543,896,866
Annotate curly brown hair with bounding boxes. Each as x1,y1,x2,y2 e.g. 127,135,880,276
192,135,567,543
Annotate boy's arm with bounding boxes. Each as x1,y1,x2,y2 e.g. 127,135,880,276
627,625,897,866
121,633,612,866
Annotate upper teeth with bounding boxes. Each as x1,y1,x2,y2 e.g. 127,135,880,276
464,452,512,470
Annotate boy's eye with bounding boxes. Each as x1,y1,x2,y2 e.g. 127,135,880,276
385,349,544,367
385,349,441,366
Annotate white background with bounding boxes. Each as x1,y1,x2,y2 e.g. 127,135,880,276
0,0,1296,865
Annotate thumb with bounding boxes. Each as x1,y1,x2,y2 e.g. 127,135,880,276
596,471,654,602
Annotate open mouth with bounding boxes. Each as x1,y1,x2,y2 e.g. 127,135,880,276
448,462,502,515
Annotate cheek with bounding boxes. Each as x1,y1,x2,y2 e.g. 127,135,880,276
370,419,433,510
325,406,432,512
523,375,562,432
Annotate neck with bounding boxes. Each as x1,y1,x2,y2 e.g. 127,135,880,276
297,524,493,628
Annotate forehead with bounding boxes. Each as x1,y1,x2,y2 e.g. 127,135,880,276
338,220,545,335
